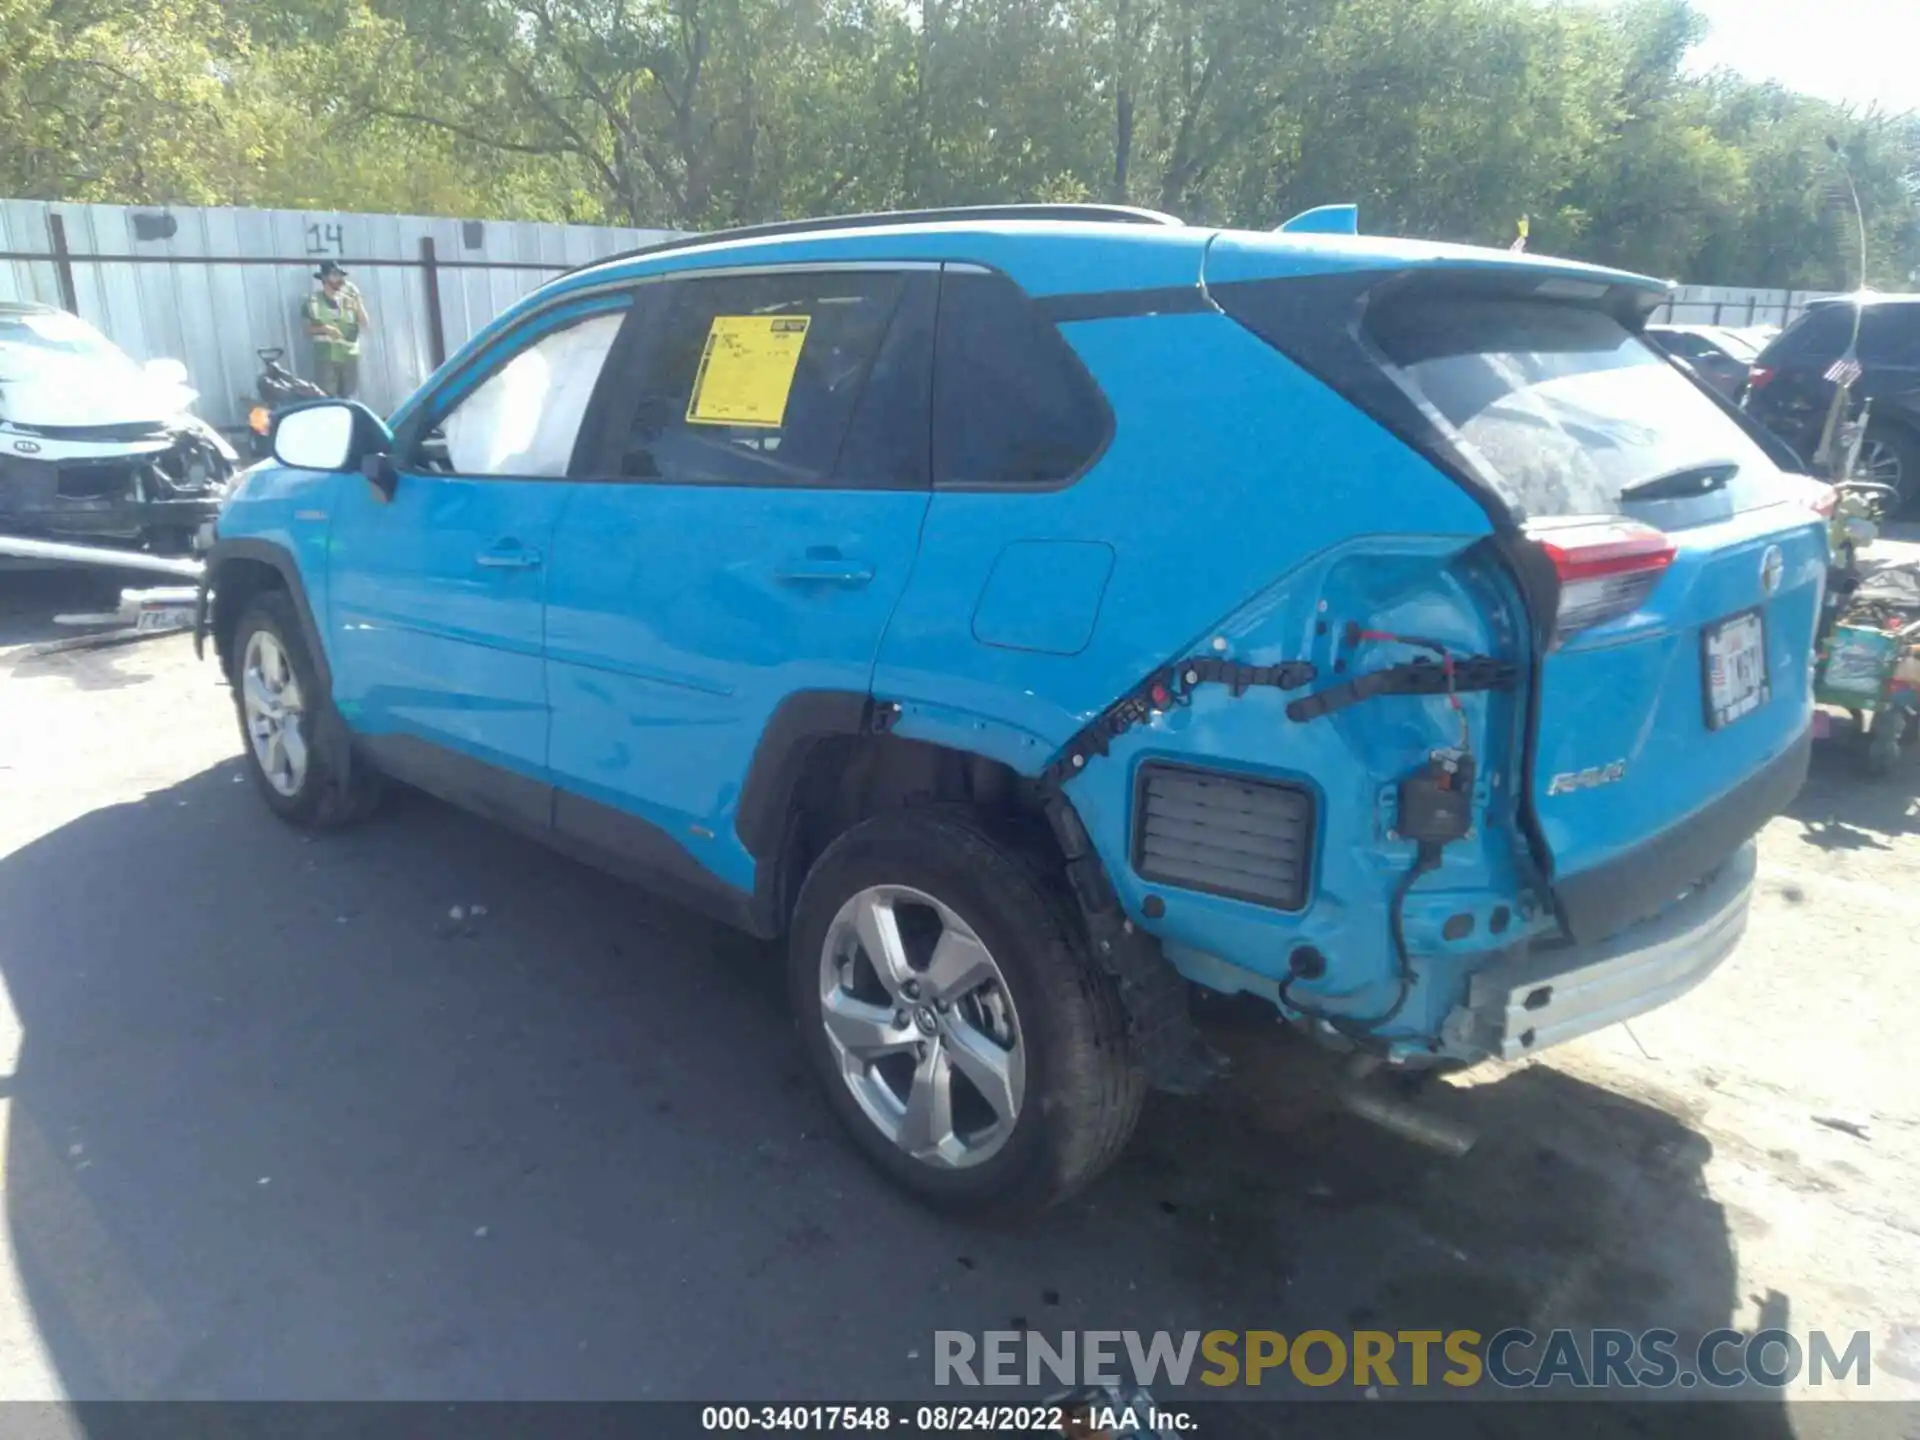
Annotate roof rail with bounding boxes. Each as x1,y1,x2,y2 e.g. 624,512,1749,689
563,203,1185,278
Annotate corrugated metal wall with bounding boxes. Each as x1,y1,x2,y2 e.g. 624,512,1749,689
0,200,675,428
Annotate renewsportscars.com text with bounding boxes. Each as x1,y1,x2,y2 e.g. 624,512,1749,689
933,1328,1873,1390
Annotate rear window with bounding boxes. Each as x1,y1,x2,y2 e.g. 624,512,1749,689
1759,304,1853,364
1370,298,1781,519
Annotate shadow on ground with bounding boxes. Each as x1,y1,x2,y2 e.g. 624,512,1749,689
0,762,1796,1434
0,570,135,650
1785,727,1920,851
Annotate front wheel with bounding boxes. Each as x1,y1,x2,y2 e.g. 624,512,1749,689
789,810,1143,1218
229,590,381,826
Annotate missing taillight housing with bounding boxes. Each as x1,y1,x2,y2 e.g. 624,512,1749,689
1529,518,1677,646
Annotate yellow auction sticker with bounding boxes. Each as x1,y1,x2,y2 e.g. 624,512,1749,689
686,314,811,428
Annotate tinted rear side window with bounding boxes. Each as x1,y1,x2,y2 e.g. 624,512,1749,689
1760,305,1853,363
610,270,921,489
933,270,1110,489
1858,306,1920,365
1370,298,1778,519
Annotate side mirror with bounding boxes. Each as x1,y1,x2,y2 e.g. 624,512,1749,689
271,399,395,477
143,357,190,387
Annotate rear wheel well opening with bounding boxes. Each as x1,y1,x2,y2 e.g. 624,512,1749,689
769,734,1056,931
209,558,286,678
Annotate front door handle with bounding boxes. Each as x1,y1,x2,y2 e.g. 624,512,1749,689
476,541,542,570
774,551,874,587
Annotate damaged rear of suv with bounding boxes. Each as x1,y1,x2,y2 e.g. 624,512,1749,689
203,208,1819,1217
0,302,233,554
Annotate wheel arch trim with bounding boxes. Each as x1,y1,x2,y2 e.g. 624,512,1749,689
198,537,331,689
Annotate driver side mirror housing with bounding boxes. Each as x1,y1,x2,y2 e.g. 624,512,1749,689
271,400,396,494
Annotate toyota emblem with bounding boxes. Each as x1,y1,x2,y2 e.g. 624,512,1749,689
1759,543,1784,596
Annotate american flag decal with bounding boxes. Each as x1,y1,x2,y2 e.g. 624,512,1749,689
1824,354,1864,387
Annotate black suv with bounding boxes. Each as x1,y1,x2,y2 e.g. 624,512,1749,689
1745,294,1920,508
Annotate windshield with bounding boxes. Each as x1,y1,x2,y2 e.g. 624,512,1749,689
1370,298,1781,519
0,310,133,369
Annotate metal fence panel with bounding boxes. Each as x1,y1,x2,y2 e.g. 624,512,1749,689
1651,284,1841,328
0,198,671,428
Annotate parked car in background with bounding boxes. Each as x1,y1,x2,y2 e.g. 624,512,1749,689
201,206,1823,1216
0,302,234,553
1645,323,1761,400
1744,294,1920,509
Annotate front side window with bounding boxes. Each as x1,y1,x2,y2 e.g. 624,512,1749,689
612,270,922,488
422,307,628,477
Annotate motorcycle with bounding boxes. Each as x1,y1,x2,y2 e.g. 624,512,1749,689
245,347,327,457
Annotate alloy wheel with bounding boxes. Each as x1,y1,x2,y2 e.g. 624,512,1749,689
817,884,1026,1169
1860,437,1905,500
241,629,308,797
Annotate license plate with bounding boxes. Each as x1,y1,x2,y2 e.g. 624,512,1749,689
135,605,193,633
1703,610,1769,730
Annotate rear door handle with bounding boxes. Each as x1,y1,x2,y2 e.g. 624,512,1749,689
774,553,874,587
476,541,542,570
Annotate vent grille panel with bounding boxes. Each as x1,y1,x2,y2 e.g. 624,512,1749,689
1133,764,1313,910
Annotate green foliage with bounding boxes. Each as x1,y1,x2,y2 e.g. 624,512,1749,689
3,0,1917,286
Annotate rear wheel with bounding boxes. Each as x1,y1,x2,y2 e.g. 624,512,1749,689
229,590,381,826
1859,420,1920,515
789,809,1143,1218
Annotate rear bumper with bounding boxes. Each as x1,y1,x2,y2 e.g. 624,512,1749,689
1551,722,1810,945
1444,839,1757,1062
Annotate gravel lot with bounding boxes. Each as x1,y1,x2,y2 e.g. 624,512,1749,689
0,553,1915,1431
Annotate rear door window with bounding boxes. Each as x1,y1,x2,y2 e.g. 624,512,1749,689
1370,299,1781,520
606,269,929,489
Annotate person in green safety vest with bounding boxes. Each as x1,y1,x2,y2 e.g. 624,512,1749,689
305,261,371,398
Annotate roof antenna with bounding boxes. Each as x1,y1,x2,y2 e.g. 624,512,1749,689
1812,136,1870,473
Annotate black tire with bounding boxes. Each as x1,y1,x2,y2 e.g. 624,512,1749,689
1863,420,1920,516
789,809,1144,1219
228,589,381,827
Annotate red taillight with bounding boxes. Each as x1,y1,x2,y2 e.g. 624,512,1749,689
1531,519,1677,645
1747,365,1776,391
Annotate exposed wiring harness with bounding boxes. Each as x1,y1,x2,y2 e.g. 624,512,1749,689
1280,626,1481,1040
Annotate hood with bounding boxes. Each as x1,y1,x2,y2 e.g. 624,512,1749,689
0,354,197,429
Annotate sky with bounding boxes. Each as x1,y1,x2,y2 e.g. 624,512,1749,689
1679,0,1920,115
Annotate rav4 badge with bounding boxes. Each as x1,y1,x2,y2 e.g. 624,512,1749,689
1548,760,1628,796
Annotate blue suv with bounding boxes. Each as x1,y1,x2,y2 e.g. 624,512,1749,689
200,205,1822,1216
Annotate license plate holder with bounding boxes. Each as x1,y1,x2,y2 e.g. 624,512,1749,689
1702,608,1770,731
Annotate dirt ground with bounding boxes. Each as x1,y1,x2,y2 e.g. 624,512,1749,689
0,550,1915,1430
